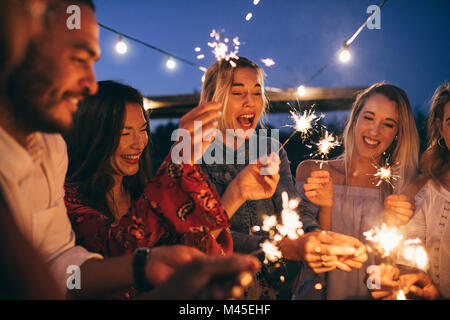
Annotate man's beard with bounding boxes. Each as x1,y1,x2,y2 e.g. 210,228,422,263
6,42,70,134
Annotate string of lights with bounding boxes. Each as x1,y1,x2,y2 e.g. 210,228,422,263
296,0,388,96
98,23,207,72
99,0,387,87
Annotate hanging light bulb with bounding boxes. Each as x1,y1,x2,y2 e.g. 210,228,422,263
339,46,351,63
166,56,176,70
297,85,306,97
115,35,128,55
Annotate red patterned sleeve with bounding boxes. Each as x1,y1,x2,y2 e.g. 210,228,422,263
64,183,111,256
143,153,233,255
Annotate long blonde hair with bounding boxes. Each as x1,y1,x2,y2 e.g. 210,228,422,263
420,82,450,187
342,82,419,194
199,57,268,130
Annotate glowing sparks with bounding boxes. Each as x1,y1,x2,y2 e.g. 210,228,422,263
196,54,205,60
261,240,282,263
253,0,261,5
260,58,275,67
364,223,403,257
372,161,399,189
396,290,406,300
195,47,201,52
308,130,341,166
287,107,323,142
262,215,277,232
400,239,429,271
253,193,303,263
245,12,253,21
251,225,261,232
207,29,240,67
278,192,303,240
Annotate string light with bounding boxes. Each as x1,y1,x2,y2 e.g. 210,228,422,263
297,85,306,97
99,23,206,72
338,46,351,63
115,35,127,55
295,0,388,87
166,56,176,70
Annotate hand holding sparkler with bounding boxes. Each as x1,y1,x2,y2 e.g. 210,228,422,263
399,273,440,300
303,170,334,209
384,194,414,227
280,230,364,274
221,154,280,220
368,263,401,300
234,153,280,201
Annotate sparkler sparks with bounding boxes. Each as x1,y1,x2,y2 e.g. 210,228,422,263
372,160,400,189
396,290,406,300
260,58,275,67
399,238,429,272
206,29,240,67
363,223,403,257
251,192,303,263
307,130,341,168
287,107,323,141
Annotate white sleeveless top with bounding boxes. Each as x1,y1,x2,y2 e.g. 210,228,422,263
402,179,450,298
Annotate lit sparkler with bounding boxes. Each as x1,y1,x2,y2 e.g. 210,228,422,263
372,160,400,189
307,130,341,168
260,58,275,67
208,29,240,66
279,105,324,152
363,223,403,258
251,192,303,263
399,238,429,272
396,290,406,300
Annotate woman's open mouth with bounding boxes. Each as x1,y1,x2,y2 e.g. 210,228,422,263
236,113,255,129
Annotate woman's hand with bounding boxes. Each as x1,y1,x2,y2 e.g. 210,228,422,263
368,264,400,300
384,194,414,226
399,273,440,300
280,230,365,274
236,153,281,201
173,102,222,164
220,153,280,219
303,170,334,208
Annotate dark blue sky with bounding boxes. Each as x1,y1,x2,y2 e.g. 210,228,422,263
93,0,450,111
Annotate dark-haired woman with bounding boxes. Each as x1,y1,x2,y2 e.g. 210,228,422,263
64,80,279,298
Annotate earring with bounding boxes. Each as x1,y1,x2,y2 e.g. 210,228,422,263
438,137,447,149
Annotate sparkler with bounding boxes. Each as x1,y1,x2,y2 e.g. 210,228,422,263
399,238,429,272
278,105,324,152
396,290,406,300
363,223,403,258
208,29,240,66
307,130,341,168
250,192,303,263
372,161,400,189
260,58,275,67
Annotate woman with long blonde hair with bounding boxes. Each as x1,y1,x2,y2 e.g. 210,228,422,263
294,82,420,299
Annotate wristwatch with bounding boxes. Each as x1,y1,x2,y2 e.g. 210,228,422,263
133,247,153,292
